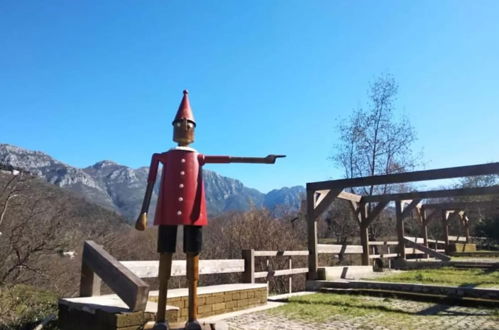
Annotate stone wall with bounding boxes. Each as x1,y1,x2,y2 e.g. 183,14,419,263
149,284,268,321
58,283,268,330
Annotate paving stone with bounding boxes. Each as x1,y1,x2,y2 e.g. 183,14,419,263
222,295,499,330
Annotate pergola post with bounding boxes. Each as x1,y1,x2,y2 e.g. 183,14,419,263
395,201,405,259
464,217,471,243
421,210,429,248
442,210,450,251
359,221,370,265
306,189,318,280
459,212,471,243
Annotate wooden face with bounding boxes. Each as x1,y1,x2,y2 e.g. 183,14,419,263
173,119,195,146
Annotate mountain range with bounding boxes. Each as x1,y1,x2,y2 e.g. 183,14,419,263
0,144,304,222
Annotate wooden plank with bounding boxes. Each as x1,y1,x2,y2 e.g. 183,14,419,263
80,261,101,297
405,236,445,245
317,244,364,254
307,162,499,191
368,253,399,259
242,250,254,283
364,185,499,203
404,237,451,261
81,241,149,311
337,191,363,203
120,259,245,278
405,248,425,254
448,235,467,242
368,241,398,246
254,268,309,279
253,250,309,257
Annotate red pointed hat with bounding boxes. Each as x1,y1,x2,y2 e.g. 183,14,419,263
172,90,196,125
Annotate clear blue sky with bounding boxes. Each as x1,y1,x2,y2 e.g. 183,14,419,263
1,1,498,192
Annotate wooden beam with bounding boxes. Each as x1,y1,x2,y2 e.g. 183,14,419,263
363,201,389,227
80,241,149,311
317,244,364,254
313,190,330,208
120,259,245,279
307,162,499,191
306,189,318,280
359,222,369,265
401,199,422,219
253,250,309,257
254,268,309,279
441,210,450,250
404,237,451,261
311,188,342,219
80,262,101,297
349,201,363,224
364,185,499,203
241,250,255,283
337,191,363,203
422,200,499,211
396,201,406,259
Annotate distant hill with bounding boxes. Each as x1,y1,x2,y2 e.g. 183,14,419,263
0,144,304,222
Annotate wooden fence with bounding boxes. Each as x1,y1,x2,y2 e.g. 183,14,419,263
80,238,448,310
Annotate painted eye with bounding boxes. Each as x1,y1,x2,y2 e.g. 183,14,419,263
176,122,181,127
187,122,194,129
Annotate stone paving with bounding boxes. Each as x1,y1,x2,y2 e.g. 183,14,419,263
222,295,499,330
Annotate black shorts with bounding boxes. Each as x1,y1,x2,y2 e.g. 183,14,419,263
157,225,202,254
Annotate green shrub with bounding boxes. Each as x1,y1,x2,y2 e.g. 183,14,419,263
0,284,58,330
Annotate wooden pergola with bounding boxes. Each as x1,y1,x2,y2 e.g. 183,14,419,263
420,200,499,247
306,162,499,279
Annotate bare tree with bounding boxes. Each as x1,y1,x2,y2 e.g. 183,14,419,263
332,74,419,240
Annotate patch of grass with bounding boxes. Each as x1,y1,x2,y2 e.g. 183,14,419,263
267,293,411,323
0,284,59,330
267,293,499,328
373,267,499,288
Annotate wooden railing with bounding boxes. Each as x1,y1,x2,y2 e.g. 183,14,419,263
79,241,149,311
242,249,308,293
120,259,245,278
80,241,247,312
80,238,449,310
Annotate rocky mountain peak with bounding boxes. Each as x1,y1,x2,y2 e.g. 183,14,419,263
90,160,119,169
0,144,304,221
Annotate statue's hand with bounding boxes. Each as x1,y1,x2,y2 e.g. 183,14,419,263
265,154,286,164
135,212,148,231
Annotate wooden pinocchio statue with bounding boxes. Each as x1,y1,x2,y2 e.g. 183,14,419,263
135,90,284,330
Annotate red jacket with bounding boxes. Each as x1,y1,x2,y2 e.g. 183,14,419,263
148,147,230,226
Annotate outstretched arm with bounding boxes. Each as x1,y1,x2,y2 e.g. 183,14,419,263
203,154,286,164
135,153,161,231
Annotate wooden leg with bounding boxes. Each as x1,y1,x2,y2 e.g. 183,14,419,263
186,252,201,329
156,252,172,324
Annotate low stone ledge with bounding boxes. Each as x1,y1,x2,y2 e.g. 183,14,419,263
148,283,268,321
317,266,374,280
318,280,499,301
59,283,268,330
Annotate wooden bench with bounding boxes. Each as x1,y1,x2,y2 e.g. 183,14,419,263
58,241,267,330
